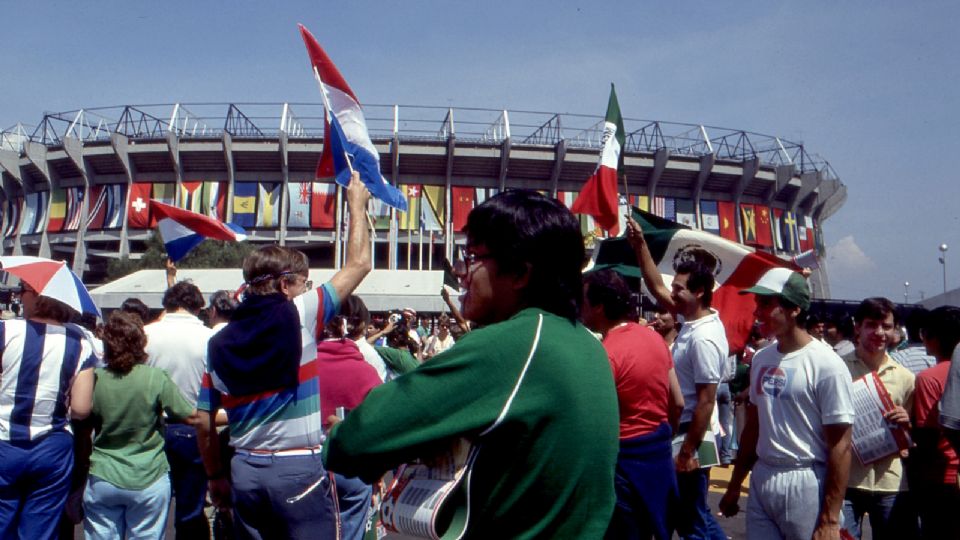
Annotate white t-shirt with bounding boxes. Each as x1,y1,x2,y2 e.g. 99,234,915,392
354,337,388,382
423,334,456,358
750,338,855,466
673,309,729,423
145,312,214,408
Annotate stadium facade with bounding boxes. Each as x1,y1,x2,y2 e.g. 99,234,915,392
0,103,845,295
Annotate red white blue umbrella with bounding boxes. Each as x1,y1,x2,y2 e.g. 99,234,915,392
0,256,101,317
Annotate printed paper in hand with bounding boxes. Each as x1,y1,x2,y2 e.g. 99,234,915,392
850,372,910,464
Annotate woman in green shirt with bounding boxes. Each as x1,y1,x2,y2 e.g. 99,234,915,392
83,312,195,539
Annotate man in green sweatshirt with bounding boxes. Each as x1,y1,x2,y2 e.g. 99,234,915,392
323,190,620,539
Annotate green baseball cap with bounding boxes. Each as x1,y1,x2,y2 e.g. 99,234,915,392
740,267,811,310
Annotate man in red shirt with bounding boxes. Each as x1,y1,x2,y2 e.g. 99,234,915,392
582,269,684,539
911,306,960,539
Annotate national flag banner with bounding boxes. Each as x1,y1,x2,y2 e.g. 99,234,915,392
232,182,258,228
287,182,311,229
676,198,697,229
451,186,475,232
799,215,815,252
256,183,281,228
700,200,720,235
593,207,798,353
200,181,226,220
298,25,407,211
780,210,799,253
47,188,67,232
21,193,38,236
571,84,625,235
718,201,737,241
663,198,676,222
555,191,574,209
793,249,820,270
179,182,203,213
86,186,107,230
651,197,666,218
4,197,22,238
772,208,784,251
128,183,153,229
740,203,757,244
32,191,49,235
635,195,650,212
755,206,774,248
150,200,247,262
310,182,337,229
150,183,176,227
63,187,84,232
370,196,392,230
398,184,422,231
104,184,126,229
421,185,445,233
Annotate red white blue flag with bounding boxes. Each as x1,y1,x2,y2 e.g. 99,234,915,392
298,24,407,212
150,200,246,262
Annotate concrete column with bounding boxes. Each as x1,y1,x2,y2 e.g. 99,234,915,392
110,133,135,258
0,149,24,255
692,153,715,227
24,141,52,259
647,148,669,198
732,157,759,244
279,132,289,246
63,136,92,277
549,139,566,199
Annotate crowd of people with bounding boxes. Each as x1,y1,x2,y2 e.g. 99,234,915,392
1,171,959,540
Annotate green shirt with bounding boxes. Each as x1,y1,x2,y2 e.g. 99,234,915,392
325,308,620,539
90,364,194,489
374,345,420,375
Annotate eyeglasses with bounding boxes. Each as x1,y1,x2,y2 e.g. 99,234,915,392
278,272,312,291
453,251,494,276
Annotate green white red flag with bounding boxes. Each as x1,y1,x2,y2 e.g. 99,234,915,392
592,208,800,353
571,84,625,235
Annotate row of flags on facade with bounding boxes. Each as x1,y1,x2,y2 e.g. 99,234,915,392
0,182,819,255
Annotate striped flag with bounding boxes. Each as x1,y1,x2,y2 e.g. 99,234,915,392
232,182,258,228
48,188,67,232
700,200,720,235
310,182,337,229
200,182,226,220
180,182,204,213
104,184,125,229
571,84,624,234
63,187,84,231
256,183,281,227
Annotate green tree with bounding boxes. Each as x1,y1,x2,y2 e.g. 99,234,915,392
106,232,256,279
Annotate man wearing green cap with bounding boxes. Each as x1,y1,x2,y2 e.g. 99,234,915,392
719,268,854,540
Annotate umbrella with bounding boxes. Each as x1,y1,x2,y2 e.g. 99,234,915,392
0,256,101,317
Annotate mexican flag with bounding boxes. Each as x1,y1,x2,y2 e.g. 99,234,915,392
592,208,799,353
571,84,625,235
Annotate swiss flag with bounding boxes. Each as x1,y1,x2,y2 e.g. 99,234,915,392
127,183,152,229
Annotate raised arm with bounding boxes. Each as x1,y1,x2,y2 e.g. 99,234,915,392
625,216,674,312
328,172,372,305
441,287,471,333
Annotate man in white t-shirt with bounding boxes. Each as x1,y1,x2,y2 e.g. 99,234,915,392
719,268,854,540
628,217,728,540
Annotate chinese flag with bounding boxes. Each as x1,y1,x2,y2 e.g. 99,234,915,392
452,187,475,232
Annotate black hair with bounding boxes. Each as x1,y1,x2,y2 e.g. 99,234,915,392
162,281,204,314
120,297,151,324
921,306,960,359
208,290,239,321
902,308,929,343
342,295,371,340
465,189,584,323
675,260,715,307
854,297,896,325
583,269,633,322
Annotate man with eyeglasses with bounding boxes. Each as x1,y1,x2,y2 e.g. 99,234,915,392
323,190,620,538
196,172,372,540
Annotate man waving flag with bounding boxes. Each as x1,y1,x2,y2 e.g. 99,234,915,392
571,84,625,235
298,24,407,212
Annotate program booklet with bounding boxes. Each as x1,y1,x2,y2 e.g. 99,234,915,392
671,430,720,468
850,372,911,465
379,437,479,540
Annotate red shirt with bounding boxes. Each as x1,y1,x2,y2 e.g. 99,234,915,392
913,361,958,485
316,339,382,429
602,322,674,439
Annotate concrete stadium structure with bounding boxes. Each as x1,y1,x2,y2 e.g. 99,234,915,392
0,103,845,294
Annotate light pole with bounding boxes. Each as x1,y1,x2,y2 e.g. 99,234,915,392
904,281,910,304
939,244,949,294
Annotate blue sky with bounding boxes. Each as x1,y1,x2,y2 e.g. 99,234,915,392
2,1,958,301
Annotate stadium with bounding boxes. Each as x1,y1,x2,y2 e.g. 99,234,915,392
0,102,845,298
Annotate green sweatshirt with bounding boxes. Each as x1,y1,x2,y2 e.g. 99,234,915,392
324,308,619,539
90,364,194,489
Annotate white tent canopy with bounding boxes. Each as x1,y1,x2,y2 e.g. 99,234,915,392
89,269,455,313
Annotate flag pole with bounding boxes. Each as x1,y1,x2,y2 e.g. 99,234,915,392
314,67,377,239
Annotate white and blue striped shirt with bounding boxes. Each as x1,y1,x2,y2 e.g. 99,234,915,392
0,320,97,442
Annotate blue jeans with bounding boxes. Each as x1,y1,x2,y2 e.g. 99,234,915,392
841,488,918,540
164,423,210,538
0,431,74,540
607,422,678,540
83,474,171,539
716,383,733,465
333,473,373,540
231,451,338,540
676,468,727,540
